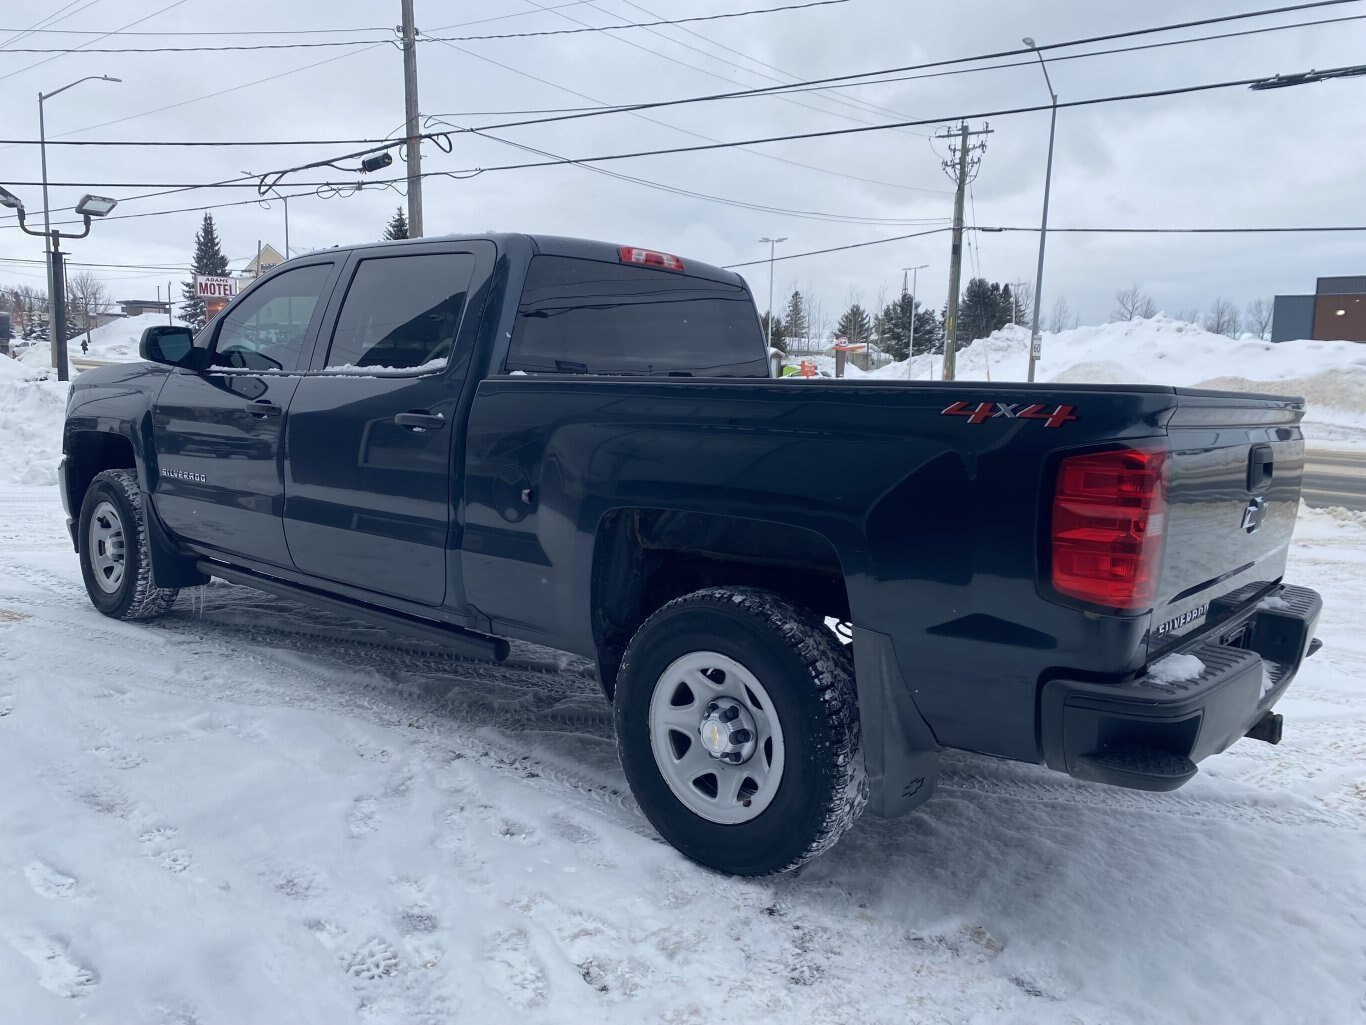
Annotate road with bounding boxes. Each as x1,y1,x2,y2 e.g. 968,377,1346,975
1305,449,1366,512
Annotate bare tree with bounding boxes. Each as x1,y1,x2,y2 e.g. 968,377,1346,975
1203,297,1241,338
1010,281,1034,326
1048,295,1079,333
2,284,46,337
1112,283,1158,322
65,270,111,352
1245,297,1273,340
1174,308,1201,326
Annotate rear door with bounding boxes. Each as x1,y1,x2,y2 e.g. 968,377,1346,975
282,242,489,607
150,260,337,568
462,252,768,645
1148,390,1306,656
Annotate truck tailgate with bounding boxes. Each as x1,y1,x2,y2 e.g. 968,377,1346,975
1149,390,1306,658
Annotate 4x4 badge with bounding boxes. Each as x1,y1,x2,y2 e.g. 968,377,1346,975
941,401,1078,428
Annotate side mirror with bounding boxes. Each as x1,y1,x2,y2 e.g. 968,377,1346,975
140,325,204,370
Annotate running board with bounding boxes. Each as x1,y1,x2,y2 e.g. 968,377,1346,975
193,560,510,662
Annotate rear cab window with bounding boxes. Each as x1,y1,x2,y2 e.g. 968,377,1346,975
507,255,768,378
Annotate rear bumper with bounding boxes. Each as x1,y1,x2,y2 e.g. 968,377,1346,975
1040,583,1322,791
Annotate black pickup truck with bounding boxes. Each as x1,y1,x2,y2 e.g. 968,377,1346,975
59,233,1322,875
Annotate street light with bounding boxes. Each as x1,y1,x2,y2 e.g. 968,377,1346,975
1022,37,1056,384
901,263,928,378
7,185,119,381
39,74,121,370
759,235,788,350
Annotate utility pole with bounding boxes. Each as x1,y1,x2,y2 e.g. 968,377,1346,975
937,121,991,381
759,236,787,350
901,263,927,379
400,0,424,238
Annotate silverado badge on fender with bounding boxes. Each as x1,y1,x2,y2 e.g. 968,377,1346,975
941,401,1078,428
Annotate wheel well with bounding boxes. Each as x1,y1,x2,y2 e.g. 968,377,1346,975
591,509,850,698
66,432,136,533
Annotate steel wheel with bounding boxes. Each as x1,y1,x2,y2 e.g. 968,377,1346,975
648,651,786,825
87,499,127,594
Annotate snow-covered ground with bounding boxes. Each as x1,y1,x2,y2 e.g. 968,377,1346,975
2,321,1364,1024
16,312,178,371
2,492,1364,1025
801,317,1366,448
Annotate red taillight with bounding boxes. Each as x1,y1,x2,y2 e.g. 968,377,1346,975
1050,447,1167,610
617,246,685,272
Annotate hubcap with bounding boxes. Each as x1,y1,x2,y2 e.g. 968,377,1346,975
648,652,786,825
88,500,127,594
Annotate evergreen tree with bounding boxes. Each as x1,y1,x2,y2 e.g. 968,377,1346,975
179,213,230,331
953,277,1014,346
876,293,942,360
759,312,788,353
383,207,410,241
835,303,873,347
784,290,807,344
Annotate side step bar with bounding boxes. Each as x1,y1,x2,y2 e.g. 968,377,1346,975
194,560,510,662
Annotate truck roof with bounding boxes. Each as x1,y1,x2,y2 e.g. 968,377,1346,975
286,232,747,289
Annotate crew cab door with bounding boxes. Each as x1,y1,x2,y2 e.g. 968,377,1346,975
282,244,488,608
150,260,337,568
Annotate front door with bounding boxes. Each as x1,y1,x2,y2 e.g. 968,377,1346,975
150,260,337,568
283,246,484,607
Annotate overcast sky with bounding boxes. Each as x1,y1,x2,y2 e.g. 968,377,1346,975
2,0,1363,329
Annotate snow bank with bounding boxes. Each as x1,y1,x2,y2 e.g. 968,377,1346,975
17,312,175,368
866,317,1366,445
0,357,67,486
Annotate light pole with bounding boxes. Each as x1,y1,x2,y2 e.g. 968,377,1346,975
1022,38,1056,384
1,186,119,382
39,74,121,369
901,263,928,377
759,235,788,349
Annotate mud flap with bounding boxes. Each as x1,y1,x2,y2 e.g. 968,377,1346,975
142,491,211,589
851,626,942,818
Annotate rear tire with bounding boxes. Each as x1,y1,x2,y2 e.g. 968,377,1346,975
614,587,866,876
78,469,179,621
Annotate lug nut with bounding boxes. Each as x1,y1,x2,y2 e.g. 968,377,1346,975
721,705,740,722
731,729,752,744
706,702,720,714
728,752,744,763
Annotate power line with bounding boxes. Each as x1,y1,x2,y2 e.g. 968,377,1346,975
418,30,950,195
453,120,950,225
0,1,849,53
723,224,1366,267
606,0,922,127
0,0,187,84
464,0,1366,134
7,64,1362,230
4,7,1358,152
0,70,1348,198
519,0,926,138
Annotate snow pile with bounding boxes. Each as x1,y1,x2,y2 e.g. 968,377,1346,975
17,312,174,368
865,317,1366,444
0,356,67,486
1148,653,1205,685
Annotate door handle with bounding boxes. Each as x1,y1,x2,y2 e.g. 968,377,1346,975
1247,444,1274,493
394,411,446,432
249,399,282,418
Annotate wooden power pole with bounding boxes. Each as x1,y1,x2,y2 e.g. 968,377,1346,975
400,0,424,237
938,121,991,381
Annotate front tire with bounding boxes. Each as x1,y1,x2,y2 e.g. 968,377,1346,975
614,587,866,875
78,469,179,621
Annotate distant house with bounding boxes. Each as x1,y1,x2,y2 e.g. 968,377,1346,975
117,299,171,317
241,244,286,278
